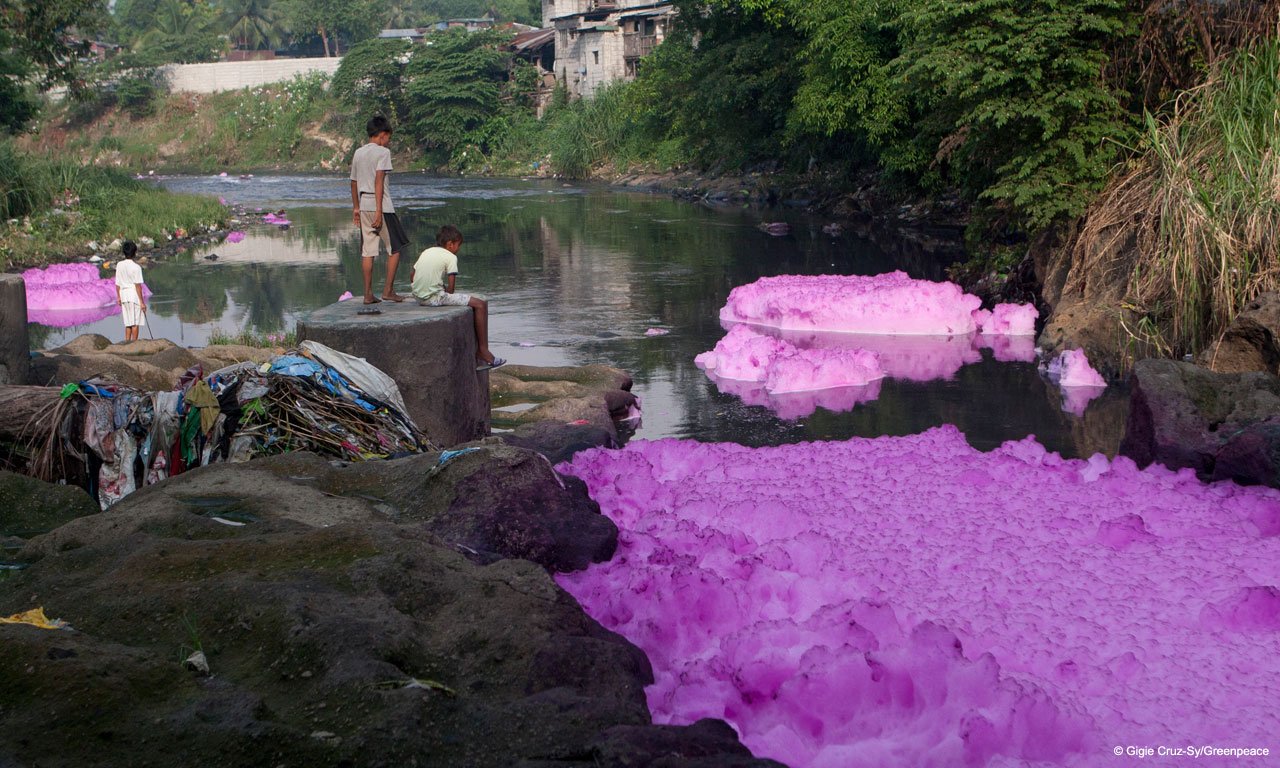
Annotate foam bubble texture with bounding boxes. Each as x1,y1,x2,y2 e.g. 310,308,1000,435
557,428,1280,767
720,272,1036,337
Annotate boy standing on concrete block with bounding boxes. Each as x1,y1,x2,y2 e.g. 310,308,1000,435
411,225,505,371
349,115,408,305
115,241,147,342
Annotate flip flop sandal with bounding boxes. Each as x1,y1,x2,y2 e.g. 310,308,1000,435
476,357,507,372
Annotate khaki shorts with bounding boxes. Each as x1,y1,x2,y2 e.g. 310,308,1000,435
418,292,472,307
121,302,146,327
359,211,408,259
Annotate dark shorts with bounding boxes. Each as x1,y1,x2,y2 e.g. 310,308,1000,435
359,211,410,258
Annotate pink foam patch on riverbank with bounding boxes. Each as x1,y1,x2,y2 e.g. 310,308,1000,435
557,428,1280,768
225,230,246,244
23,263,152,325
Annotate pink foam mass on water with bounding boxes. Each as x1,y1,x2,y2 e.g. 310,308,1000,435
226,231,247,244
972,303,1039,336
722,272,984,336
557,429,1280,768
1044,349,1107,417
1047,349,1106,388
23,263,152,326
696,326,884,392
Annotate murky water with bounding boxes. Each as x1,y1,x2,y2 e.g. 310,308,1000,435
29,174,1128,457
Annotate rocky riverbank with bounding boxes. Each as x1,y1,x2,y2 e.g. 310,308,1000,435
0,446,779,767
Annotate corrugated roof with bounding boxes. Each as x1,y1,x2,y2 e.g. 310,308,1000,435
511,28,555,51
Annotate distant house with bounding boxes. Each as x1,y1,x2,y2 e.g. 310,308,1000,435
378,28,426,41
510,27,558,115
434,16,497,33
542,0,673,98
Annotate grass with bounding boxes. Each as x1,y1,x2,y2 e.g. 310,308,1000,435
207,328,297,348
1073,36,1280,358
0,141,228,270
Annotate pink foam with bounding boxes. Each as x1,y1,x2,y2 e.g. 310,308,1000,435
722,272,983,336
1048,349,1106,388
697,326,884,394
557,429,1280,768
974,303,1039,336
226,231,246,244
23,263,152,322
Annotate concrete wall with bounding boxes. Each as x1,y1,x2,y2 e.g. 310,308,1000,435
0,275,30,385
161,58,343,94
556,27,627,99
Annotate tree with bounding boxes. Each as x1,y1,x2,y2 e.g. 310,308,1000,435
223,0,287,51
282,0,384,57
1,0,108,132
403,28,510,155
134,0,223,64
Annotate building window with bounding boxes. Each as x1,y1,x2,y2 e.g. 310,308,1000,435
592,50,599,64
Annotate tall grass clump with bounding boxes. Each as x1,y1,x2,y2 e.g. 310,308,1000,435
1,141,225,269
1073,35,1280,356
544,84,648,178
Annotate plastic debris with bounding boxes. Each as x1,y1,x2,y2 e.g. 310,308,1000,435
184,651,210,675
0,607,69,630
644,328,670,337
338,291,354,302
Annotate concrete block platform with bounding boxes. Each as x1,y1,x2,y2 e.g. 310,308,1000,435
0,274,29,385
298,300,489,447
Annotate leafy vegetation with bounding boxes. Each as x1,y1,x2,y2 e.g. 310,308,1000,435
0,139,227,269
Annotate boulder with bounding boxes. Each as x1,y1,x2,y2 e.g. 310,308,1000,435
29,335,276,391
0,453,772,768
0,274,29,385
491,364,639,460
500,421,619,466
298,444,618,572
298,301,489,448
0,470,98,539
1198,292,1280,375
1119,359,1280,486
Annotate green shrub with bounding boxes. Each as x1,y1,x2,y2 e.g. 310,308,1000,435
116,69,168,118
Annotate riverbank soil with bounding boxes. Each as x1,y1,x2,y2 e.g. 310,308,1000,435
0,452,781,767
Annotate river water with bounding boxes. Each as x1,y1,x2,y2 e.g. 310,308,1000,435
30,174,1127,457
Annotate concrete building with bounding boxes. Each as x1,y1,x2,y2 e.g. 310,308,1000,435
542,0,674,99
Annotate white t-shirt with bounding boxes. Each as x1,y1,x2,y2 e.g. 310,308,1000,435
411,246,459,300
350,143,395,213
115,259,144,304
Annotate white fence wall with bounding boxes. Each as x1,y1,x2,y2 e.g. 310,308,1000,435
161,58,343,93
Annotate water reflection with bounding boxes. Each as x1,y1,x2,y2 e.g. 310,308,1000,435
27,175,1127,457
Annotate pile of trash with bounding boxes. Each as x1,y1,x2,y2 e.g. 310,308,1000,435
23,341,432,509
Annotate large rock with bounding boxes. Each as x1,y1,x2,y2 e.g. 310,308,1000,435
309,443,619,572
30,334,276,391
0,470,98,539
491,365,638,462
1119,359,1280,486
298,301,489,447
1197,292,1280,375
0,454,774,767
0,274,28,385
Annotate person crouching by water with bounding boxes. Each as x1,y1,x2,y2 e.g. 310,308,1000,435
411,225,505,371
115,240,147,342
349,114,407,305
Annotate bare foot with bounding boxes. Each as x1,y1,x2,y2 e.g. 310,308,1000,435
363,296,382,305
382,293,406,303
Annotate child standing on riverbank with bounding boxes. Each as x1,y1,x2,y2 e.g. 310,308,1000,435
411,225,504,371
349,115,407,305
115,241,146,342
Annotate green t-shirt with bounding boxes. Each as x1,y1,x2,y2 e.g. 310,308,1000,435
411,246,459,301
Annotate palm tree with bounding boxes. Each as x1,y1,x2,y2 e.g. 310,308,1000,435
223,0,288,51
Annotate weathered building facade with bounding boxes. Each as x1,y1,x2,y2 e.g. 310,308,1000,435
541,0,674,98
